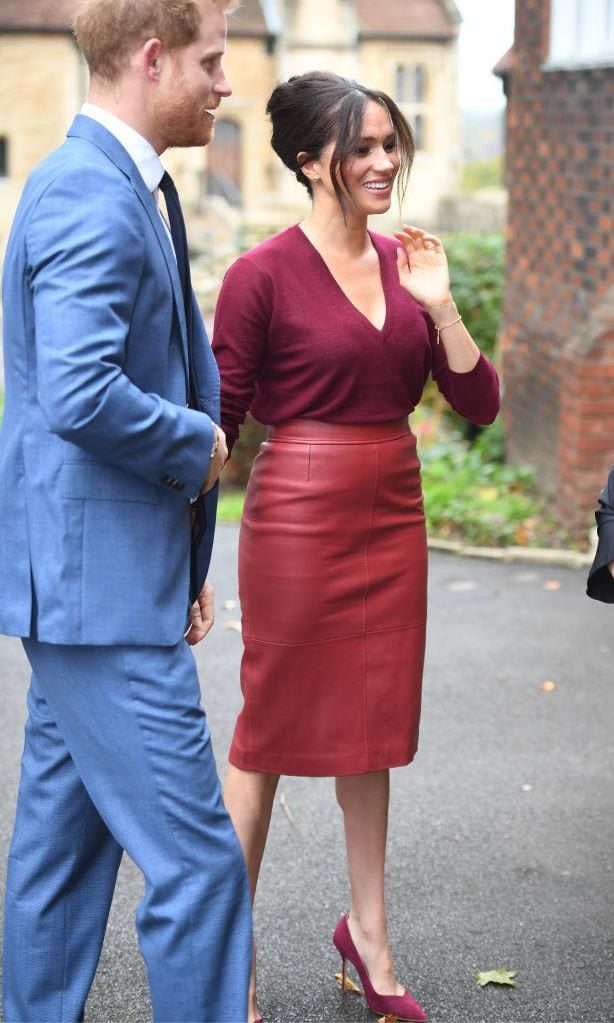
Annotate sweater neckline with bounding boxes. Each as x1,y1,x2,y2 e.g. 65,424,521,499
292,224,391,337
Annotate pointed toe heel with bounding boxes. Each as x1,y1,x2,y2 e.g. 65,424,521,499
332,913,427,1023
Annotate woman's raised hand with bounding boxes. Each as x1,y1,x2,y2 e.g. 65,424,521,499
394,225,452,311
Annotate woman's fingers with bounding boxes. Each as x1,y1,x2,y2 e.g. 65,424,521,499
393,229,416,251
397,225,443,251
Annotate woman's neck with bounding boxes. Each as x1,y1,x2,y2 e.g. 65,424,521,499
300,199,371,259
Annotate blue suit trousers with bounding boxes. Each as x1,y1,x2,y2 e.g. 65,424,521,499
3,640,252,1023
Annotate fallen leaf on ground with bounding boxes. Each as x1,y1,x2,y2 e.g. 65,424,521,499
223,599,238,611
539,680,557,692
223,620,242,633
544,580,561,591
334,972,362,995
476,968,517,988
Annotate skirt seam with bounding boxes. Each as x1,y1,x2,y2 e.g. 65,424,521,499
241,620,427,648
361,442,379,774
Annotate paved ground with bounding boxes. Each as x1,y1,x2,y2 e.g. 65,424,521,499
1,525,613,1023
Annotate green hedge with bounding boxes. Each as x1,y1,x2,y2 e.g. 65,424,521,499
443,231,504,365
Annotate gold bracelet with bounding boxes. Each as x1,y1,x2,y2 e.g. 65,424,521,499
210,426,220,459
435,313,462,345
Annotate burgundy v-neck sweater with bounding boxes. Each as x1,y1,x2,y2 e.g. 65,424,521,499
212,225,500,451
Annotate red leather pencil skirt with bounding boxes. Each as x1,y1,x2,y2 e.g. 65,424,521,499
229,419,427,777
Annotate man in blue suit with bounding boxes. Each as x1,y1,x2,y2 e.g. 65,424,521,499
0,1,252,1019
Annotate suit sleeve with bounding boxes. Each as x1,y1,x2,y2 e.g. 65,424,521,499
587,466,614,602
27,170,214,499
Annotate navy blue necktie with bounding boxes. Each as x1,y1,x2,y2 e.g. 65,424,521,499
159,171,199,410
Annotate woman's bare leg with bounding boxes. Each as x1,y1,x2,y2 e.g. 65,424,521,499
224,765,280,1023
335,769,404,996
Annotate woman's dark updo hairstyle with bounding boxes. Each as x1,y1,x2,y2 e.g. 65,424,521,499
266,71,415,211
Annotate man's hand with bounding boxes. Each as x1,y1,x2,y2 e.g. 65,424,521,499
608,560,614,579
201,424,228,494
185,581,214,645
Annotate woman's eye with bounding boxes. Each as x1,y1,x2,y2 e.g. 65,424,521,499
356,146,371,156
384,142,397,153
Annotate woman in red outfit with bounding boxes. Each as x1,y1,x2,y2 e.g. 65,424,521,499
213,72,500,1023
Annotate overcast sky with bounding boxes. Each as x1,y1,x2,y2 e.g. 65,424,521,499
455,0,516,111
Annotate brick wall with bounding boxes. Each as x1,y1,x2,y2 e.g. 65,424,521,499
501,0,614,540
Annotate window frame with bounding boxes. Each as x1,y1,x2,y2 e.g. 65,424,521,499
547,0,614,69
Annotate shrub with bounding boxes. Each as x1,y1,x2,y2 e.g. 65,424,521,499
443,231,504,365
418,428,537,547
460,156,504,192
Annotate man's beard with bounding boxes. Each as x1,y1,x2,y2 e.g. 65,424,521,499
155,70,214,149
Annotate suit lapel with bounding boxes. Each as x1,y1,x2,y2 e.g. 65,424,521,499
66,116,190,371
130,171,190,367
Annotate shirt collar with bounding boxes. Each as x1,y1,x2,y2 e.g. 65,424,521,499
80,102,165,192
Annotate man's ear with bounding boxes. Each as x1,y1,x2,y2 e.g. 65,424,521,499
142,38,163,81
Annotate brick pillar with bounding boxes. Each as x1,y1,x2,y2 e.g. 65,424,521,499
500,0,614,543
557,292,614,540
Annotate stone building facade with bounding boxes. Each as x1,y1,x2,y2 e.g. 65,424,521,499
0,0,461,245
496,0,614,539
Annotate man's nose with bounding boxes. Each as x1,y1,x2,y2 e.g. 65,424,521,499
214,71,232,98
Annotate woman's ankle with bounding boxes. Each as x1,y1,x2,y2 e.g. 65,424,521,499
348,910,389,945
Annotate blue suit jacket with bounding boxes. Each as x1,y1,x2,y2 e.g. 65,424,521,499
0,115,219,645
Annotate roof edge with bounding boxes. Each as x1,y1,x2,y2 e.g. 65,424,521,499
493,45,514,77
359,30,458,42
258,0,282,36
437,0,462,27
0,24,73,34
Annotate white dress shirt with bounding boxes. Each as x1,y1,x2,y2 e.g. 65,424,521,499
80,102,174,247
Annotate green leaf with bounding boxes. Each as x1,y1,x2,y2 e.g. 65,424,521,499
476,968,517,988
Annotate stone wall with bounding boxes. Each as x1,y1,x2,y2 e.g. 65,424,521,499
165,36,280,221
0,13,461,241
501,0,614,539
361,37,460,227
0,33,85,249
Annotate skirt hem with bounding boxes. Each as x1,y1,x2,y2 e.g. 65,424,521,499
228,744,419,778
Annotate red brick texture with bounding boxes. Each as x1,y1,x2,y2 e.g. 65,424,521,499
501,0,614,539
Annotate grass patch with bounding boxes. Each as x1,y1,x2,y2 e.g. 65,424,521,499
218,487,245,522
